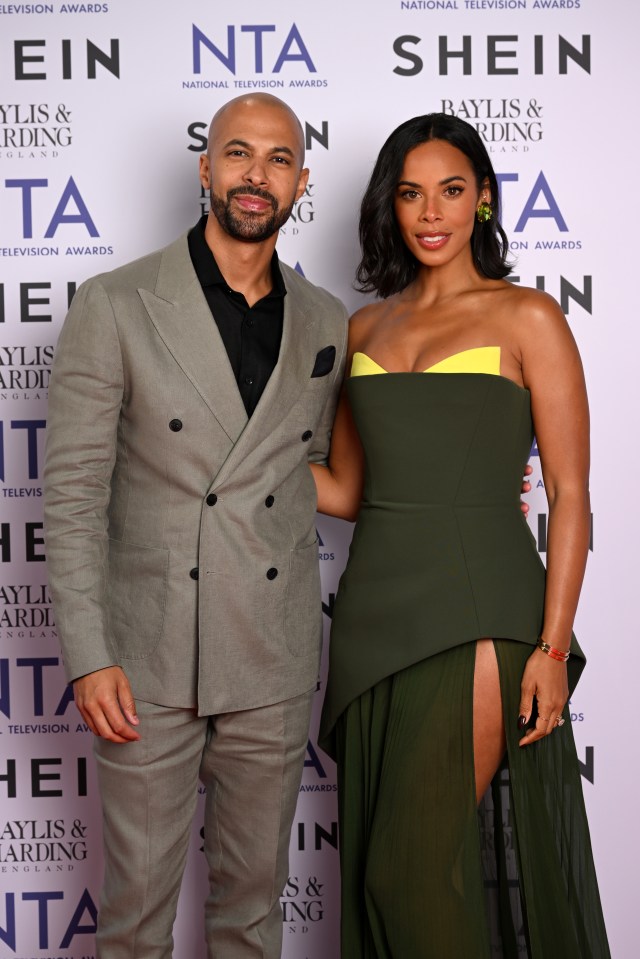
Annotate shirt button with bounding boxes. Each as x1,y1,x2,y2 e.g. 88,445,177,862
169,419,183,432
244,376,254,386
246,318,255,328
301,430,313,442
265,495,275,508
266,567,278,580
206,493,217,506
189,567,199,581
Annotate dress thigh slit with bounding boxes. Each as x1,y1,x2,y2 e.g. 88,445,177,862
335,639,610,959
336,641,490,959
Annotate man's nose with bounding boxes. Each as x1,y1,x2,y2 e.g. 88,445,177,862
243,159,269,187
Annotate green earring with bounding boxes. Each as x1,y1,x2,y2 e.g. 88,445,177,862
476,201,492,223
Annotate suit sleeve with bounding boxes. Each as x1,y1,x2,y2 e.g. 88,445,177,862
307,300,349,466
44,277,124,683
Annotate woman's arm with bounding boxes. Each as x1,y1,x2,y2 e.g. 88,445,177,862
310,382,365,521
515,290,590,745
309,309,373,520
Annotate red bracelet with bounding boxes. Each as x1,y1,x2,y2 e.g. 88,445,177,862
537,638,570,662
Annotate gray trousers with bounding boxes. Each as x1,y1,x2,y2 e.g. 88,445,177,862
93,688,314,958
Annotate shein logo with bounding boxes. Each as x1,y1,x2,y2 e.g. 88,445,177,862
12,37,120,80
393,33,591,76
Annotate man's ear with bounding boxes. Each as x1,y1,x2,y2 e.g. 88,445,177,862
199,153,211,191
295,167,310,202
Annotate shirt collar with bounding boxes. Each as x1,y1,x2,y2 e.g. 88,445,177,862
188,214,286,299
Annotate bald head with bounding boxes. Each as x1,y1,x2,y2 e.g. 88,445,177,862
208,94,305,167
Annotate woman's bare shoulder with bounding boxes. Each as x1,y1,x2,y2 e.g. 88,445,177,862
502,283,567,329
504,285,584,392
347,299,390,351
487,284,571,355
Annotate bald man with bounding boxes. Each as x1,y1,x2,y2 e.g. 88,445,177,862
44,94,348,958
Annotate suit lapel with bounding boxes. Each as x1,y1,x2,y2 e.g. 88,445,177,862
140,235,317,484
212,275,317,487
138,233,248,443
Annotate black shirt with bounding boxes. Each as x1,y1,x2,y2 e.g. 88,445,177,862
187,215,286,418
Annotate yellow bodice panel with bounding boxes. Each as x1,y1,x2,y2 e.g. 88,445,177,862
351,346,501,378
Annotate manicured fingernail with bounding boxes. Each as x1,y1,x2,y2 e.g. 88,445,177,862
518,715,527,729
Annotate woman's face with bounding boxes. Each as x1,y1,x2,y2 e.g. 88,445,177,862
393,138,486,271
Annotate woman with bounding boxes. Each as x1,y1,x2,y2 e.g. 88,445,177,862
313,114,609,958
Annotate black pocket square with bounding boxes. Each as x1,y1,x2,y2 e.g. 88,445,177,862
311,345,336,378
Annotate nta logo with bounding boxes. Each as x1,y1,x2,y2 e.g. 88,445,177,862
3,177,98,238
192,23,316,75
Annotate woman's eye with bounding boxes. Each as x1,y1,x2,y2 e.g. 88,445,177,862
445,186,463,196
400,190,420,200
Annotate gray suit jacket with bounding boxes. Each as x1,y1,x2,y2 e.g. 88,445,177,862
44,232,348,714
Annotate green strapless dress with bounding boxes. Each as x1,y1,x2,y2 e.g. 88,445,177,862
319,370,610,959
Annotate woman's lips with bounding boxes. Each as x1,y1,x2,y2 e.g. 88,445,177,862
416,232,450,250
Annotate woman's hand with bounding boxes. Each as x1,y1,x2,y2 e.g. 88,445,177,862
520,463,532,516
517,648,569,746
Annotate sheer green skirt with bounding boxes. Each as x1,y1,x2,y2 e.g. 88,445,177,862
335,639,610,959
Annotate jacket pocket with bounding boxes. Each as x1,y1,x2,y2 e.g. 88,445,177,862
107,539,169,660
284,536,322,658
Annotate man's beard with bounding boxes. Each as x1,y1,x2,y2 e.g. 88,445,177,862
209,184,294,242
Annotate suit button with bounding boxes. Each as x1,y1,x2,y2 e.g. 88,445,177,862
266,567,278,580
189,567,199,580
301,430,313,442
206,493,217,506
169,418,183,432
265,495,275,508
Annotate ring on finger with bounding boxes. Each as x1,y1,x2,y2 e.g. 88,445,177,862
555,716,565,727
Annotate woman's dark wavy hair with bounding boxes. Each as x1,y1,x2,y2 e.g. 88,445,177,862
356,113,512,298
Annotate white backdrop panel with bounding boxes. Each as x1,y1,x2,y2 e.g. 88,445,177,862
0,2,636,956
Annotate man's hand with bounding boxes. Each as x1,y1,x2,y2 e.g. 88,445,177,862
73,666,141,743
520,463,533,515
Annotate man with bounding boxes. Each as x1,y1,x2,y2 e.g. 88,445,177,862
44,93,348,958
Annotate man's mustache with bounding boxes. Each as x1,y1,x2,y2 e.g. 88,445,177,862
226,185,278,210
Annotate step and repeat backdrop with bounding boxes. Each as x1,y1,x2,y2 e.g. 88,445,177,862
0,1,635,956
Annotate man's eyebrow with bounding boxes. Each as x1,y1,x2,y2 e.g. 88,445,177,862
271,146,295,157
223,138,295,158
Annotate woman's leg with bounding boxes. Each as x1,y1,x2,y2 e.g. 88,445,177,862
338,644,492,959
473,638,506,803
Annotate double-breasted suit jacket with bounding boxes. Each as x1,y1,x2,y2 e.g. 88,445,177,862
44,232,348,714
